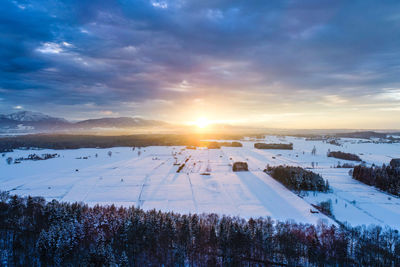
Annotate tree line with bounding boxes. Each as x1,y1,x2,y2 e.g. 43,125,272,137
0,192,399,266
0,133,246,152
254,143,293,150
352,164,400,196
265,165,330,192
327,151,362,162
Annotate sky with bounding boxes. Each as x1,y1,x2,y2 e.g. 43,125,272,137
1,0,400,129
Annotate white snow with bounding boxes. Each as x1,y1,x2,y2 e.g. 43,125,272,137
4,111,63,122
1,136,399,228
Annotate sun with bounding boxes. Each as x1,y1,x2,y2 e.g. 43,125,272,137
195,117,209,128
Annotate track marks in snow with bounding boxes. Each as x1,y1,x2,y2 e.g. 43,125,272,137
137,158,172,208
2,139,400,227
235,171,324,223
186,174,198,213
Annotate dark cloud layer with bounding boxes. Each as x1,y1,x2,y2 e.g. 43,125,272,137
1,0,400,124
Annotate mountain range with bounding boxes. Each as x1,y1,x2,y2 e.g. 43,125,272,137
0,111,168,133
2,111,399,136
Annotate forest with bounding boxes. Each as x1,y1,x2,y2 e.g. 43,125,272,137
265,165,330,192
352,164,400,196
254,143,293,150
0,192,399,266
327,151,362,162
0,133,245,152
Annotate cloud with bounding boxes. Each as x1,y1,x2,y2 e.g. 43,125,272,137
323,95,349,105
0,0,400,127
99,110,117,116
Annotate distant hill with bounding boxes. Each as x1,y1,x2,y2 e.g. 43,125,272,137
0,111,70,133
334,131,387,139
0,111,168,134
3,111,67,123
75,117,168,129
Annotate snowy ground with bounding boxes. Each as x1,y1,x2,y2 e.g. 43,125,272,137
1,136,399,228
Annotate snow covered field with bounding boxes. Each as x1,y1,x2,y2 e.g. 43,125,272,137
1,136,399,228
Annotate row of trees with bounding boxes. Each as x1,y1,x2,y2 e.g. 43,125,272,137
265,165,330,192
0,192,399,266
0,133,245,152
200,141,243,149
13,153,59,163
327,151,362,162
352,164,400,196
254,143,293,150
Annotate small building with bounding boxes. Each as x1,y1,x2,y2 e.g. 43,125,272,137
390,159,400,168
233,162,248,172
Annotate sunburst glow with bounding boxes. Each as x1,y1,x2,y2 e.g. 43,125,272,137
194,117,209,128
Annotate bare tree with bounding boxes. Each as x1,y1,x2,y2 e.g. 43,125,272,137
311,146,317,155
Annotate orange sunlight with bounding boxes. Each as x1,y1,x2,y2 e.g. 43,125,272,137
194,117,210,129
